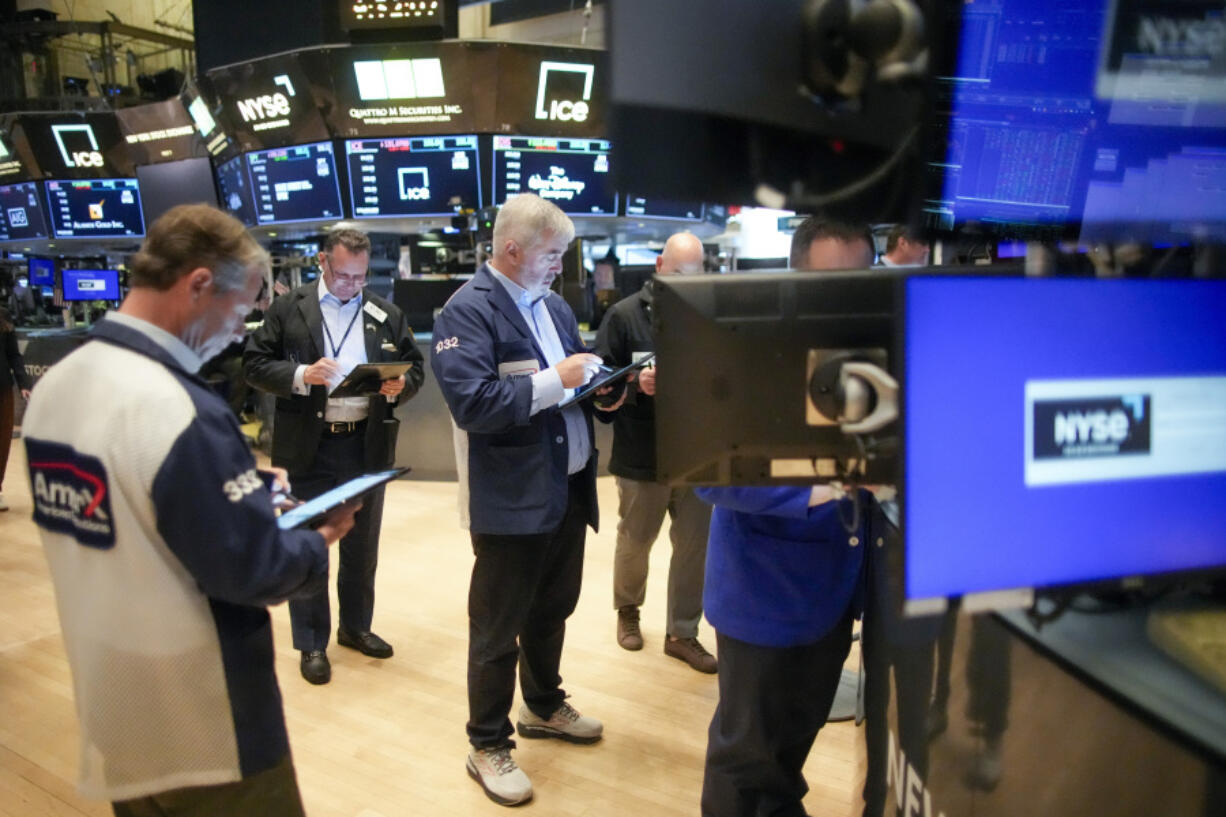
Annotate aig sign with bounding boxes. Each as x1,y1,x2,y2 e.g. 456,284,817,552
535,61,595,123
52,124,105,169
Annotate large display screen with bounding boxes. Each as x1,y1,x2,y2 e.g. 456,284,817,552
137,158,219,225
345,135,481,217
0,181,50,241
904,278,1226,601
925,0,1226,242
246,141,344,225
45,178,145,239
624,195,703,221
492,135,615,215
61,268,121,301
215,153,258,226
206,53,330,152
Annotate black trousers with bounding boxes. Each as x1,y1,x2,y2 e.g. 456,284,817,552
702,613,855,817
466,474,589,749
288,429,385,652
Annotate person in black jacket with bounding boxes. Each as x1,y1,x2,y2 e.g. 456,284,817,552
0,308,32,511
244,228,425,685
595,231,717,673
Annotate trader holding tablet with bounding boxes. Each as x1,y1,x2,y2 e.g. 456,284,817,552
431,194,622,807
244,227,425,685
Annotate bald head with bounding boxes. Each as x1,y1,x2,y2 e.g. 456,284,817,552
656,232,705,275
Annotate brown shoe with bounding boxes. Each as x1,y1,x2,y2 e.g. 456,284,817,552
665,636,717,674
617,606,643,651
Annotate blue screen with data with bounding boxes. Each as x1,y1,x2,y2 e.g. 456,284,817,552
927,0,1226,243
904,277,1226,600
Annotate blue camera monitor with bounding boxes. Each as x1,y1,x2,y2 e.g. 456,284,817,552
45,178,145,239
0,181,50,242
346,135,481,218
62,268,121,301
27,256,55,287
904,277,1226,602
492,135,616,215
246,141,344,225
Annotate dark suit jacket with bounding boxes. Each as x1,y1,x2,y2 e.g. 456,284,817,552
243,283,425,474
1,329,32,392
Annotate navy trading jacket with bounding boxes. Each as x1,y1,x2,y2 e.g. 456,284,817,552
431,263,601,535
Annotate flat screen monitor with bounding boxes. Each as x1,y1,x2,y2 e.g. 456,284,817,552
136,157,219,225
904,277,1226,602
392,277,467,334
216,153,257,226
345,135,481,218
925,0,1226,243
61,268,121,301
624,196,703,221
246,141,344,225
45,178,145,239
0,181,50,241
652,270,898,486
27,257,54,287
492,135,616,215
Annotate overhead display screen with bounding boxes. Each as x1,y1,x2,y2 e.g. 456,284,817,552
216,154,258,226
247,141,344,225
0,181,50,241
492,135,615,215
318,42,480,137
18,114,132,180
116,99,204,166
345,135,481,218
625,195,703,221
494,45,607,138
45,178,145,239
207,53,330,152
62,268,121,301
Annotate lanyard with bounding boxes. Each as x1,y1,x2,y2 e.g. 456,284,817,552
321,300,362,359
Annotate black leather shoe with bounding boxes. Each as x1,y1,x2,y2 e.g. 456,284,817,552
300,650,331,685
337,629,393,659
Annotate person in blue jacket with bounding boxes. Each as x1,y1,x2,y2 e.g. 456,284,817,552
431,193,623,807
698,218,879,817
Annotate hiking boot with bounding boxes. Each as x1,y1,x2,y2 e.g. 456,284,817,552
617,606,643,651
665,635,718,674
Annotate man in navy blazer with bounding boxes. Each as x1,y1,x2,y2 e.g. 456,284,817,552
431,193,621,807
244,228,425,685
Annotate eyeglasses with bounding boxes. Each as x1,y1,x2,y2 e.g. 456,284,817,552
322,257,368,287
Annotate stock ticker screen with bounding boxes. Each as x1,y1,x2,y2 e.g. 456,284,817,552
492,135,616,215
246,141,344,225
45,178,145,239
0,181,50,241
345,135,481,217
926,0,1226,242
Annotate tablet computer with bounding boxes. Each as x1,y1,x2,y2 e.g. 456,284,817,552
276,466,410,530
557,352,655,409
328,362,415,398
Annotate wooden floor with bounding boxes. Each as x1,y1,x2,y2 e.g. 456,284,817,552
0,441,866,817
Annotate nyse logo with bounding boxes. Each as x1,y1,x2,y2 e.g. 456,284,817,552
535,61,595,122
397,167,431,201
236,74,295,123
51,124,105,169
26,438,116,549
1033,395,1151,460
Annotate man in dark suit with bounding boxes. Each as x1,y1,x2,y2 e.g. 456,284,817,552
244,228,425,685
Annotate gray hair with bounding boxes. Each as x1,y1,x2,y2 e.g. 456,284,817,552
492,194,575,254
